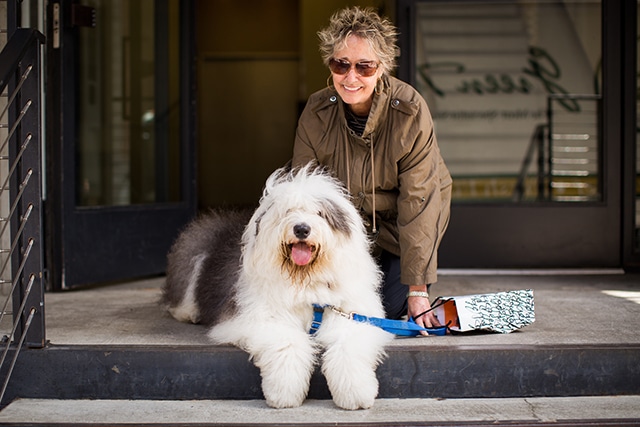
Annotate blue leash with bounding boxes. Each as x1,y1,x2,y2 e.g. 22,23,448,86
310,304,447,337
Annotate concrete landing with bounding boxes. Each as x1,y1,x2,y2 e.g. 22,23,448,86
33,271,640,347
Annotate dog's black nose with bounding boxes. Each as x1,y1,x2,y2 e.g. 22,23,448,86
293,223,311,239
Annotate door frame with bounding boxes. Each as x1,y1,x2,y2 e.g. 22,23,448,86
44,0,197,289
396,0,627,269
621,0,639,270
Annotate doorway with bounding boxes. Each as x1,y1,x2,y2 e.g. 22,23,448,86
45,0,377,288
46,0,196,289
194,0,299,208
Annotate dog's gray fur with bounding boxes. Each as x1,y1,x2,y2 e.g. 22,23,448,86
162,208,253,326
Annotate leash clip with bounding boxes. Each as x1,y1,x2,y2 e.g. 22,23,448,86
328,305,354,320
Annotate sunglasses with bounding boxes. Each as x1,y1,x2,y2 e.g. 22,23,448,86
328,58,379,77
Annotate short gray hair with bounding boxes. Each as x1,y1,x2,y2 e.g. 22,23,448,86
317,6,400,76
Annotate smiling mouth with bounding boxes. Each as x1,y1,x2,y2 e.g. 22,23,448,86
288,242,317,266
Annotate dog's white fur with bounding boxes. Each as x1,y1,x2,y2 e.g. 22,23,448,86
163,165,392,410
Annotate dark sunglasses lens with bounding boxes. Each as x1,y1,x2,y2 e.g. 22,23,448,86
329,59,350,75
356,63,377,77
330,59,378,77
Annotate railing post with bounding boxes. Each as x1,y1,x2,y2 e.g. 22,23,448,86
545,95,554,201
537,123,547,201
7,30,46,348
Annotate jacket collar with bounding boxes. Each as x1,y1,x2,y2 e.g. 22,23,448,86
327,75,391,139
362,75,390,137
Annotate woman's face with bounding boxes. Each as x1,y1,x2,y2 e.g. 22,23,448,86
330,34,382,116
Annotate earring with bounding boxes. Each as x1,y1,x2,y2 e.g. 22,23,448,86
327,74,335,90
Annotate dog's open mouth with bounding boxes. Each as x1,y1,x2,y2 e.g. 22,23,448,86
289,242,316,266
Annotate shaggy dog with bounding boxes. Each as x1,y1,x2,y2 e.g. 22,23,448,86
162,165,392,410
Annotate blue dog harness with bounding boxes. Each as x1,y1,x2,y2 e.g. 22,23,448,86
310,304,447,337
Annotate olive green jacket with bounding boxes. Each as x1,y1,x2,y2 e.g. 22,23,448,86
292,75,452,286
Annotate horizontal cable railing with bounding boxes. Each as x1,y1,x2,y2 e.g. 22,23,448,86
0,28,46,406
547,94,601,202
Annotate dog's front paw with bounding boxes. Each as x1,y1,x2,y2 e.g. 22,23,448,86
327,369,379,410
257,349,314,409
261,377,307,409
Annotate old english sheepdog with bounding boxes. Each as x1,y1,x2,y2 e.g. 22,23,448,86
162,165,393,410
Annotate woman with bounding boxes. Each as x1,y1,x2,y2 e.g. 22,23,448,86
292,6,452,333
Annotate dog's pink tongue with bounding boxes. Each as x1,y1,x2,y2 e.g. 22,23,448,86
291,243,312,266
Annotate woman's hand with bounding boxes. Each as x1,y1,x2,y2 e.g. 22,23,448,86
407,284,441,336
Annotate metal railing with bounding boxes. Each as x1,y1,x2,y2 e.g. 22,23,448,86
513,94,601,202
513,123,548,202
0,28,46,405
547,94,601,202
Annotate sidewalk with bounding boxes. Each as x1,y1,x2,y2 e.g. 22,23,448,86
1,395,639,425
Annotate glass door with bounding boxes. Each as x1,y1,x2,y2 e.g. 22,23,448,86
630,0,640,267
398,0,622,268
46,0,196,289
636,2,640,256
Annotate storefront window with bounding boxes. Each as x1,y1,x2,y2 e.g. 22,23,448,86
415,1,601,202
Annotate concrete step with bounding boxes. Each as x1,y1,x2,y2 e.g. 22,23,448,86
1,396,639,426
1,342,639,404
2,274,639,419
